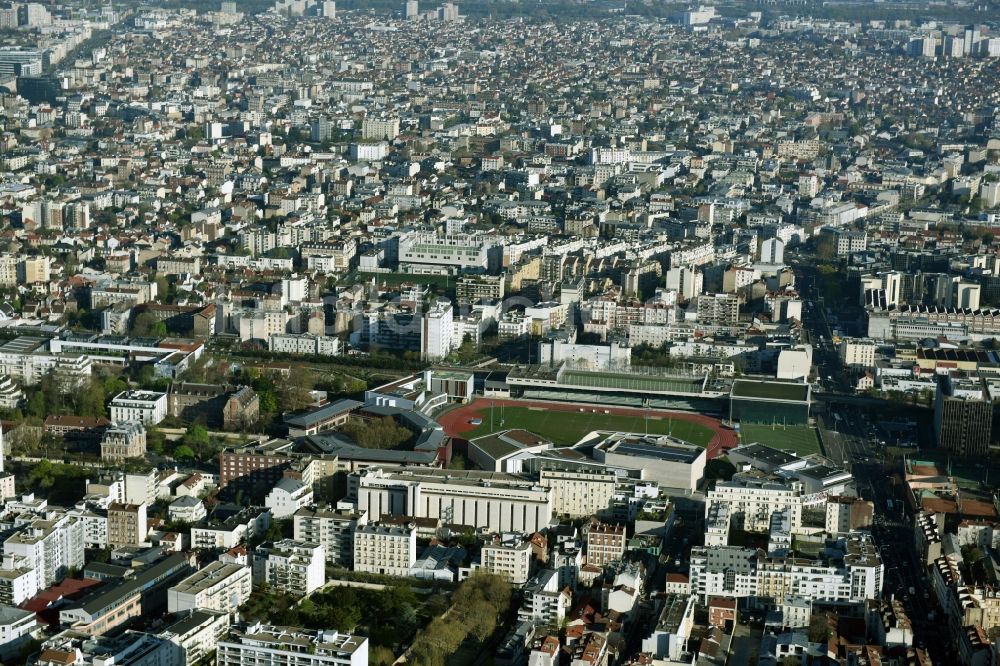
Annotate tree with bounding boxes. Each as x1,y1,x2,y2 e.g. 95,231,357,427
75,379,107,418
132,312,166,337
276,367,316,413
173,445,196,461
369,647,396,666
705,458,736,482
26,392,46,419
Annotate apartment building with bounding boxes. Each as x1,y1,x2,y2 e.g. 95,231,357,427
218,442,295,499
167,562,252,614
190,508,271,550
353,523,417,577
109,390,168,425
839,338,877,368
107,503,147,547
217,624,368,666
265,478,314,519
2,515,85,589
360,117,399,140
253,540,324,595
539,469,617,518
293,507,368,566
59,553,193,636
706,479,804,533
455,275,505,303
697,293,740,327
480,536,532,585
585,522,626,568
0,567,39,606
934,374,994,457
689,536,882,604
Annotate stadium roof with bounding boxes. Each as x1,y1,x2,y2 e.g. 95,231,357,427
731,380,810,402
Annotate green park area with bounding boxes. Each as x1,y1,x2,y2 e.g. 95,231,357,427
739,424,822,456
463,406,715,447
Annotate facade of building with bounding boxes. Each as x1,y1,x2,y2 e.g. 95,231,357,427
109,391,168,425
265,478,314,519
355,467,554,534
480,537,533,585
253,540,325,596
107,503,147,548
934,374,993,457
352,523,417,577
293,507,368,566
585,522,626,568
100,420,146,460
167,562,252,615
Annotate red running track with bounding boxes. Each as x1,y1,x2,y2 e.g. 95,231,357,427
437,397,738,459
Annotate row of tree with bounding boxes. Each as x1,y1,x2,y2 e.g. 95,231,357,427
408,571,511,666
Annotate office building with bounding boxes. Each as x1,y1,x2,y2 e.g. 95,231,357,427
355,467,554,534
934,374,994,457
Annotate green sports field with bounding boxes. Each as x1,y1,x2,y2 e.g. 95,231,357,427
738,424,822,456
463,406,715,447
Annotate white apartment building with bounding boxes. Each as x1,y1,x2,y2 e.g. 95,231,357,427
355,468,554,534
109,390,168,425
169,496,207,524
167,562,252,614
269,333,341,357
421,300,454,361
217,624,368,666
2,515,85,589
519,569,571,625
689,536,882,604
191,524,247,551
352,523,417,577
0,568,39,607
360,117,399,140
839,339,877,368
67,506,109,549
253,540,325,596
706,479,803,534
525,301,568,334
0,605,36,661
539,469,617,518
664,266,703,302
293,508,368,566
265,478,314,519
479,537,532,586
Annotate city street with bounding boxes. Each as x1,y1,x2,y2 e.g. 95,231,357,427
795,251,950,656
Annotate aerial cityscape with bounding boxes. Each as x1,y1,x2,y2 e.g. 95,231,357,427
0,0,998,664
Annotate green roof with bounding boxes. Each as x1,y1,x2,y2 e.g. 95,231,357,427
731,380,810,402
560,369,704,395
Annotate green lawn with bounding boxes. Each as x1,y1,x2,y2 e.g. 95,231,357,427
739,424,822,456
464,407,715,447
